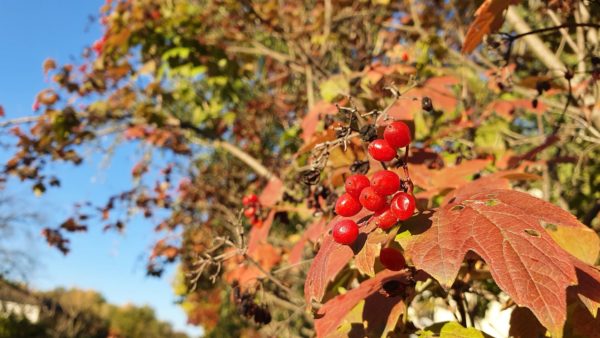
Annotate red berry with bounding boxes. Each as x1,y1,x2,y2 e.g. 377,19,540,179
379,247,406,271
242,194,259,206
390,192,416,220
373,206,399,230
383,121,411,149
359,187,387,212
345,174,370,199
332,219,359,245
401,52,409,63
244,207,256,218
371,170,400,196
368,139,397,162
335,193,362,217
251,218,263,228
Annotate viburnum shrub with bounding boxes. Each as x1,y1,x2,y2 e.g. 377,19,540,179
2,1,600,337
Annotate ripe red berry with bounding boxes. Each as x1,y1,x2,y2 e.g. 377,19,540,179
335,193,362,217
345,174,370,199
242,194,259,206
332,219,359,245
373,206,399,230
244,207,256,218
401,52,409,63
383,121,411,149
379,247,406,271
251,218,263,228
368,139,397,162
371,170,400,196
390,192,416,220
359,187,387,212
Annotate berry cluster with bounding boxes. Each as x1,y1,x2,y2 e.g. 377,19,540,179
242,194,263,227
332,121,416,246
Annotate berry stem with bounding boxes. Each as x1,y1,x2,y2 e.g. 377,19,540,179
402,145,414,194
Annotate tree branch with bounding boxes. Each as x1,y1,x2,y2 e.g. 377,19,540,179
505,7,568,85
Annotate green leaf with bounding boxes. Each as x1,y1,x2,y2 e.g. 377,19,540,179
474,118,508,158
440,322,486,338
319,75,349,102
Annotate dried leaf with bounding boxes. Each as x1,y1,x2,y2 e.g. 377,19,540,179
43,58,57,75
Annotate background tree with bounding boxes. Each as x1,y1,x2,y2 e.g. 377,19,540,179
0,191,41,280
1,0,599,336
0,279,189,338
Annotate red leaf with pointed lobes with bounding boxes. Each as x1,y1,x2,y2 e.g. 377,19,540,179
288,218,328,264
398,189,588,336
314,269,411,337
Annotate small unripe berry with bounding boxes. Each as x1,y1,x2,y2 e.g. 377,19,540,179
371,170,400,196
379,247,406,271
368,139,397,162
390,192,416,220
335,193,362,217
359,187,387,212
332,219,359,245
383,121,411,149
345,174,370,199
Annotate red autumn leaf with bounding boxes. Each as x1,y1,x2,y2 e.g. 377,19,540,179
301,100,337,143
354,228,389,277
223,242,281,289
0,105,4,117
409,159,491,198
124,125,146,140
388,76,460,120
443,170,540,204
43,58,57,75
398,189,591,336
223,209,279,290
259,177,284,208
314,269,410,337
484,98,547,119
304,209,377,306
247,209,275,255
288,218,328,264
462,0,520,54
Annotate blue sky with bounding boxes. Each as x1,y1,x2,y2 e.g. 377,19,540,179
0,1,202,336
